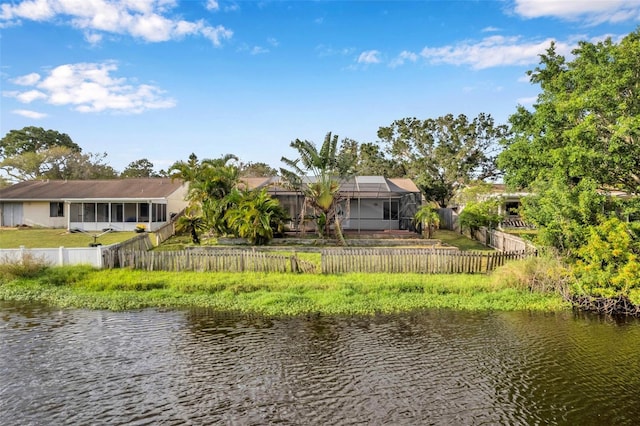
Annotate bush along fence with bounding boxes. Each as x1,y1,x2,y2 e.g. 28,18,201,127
115,249,317,273
321,248,534,274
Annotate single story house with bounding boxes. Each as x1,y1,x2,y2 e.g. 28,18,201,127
0,178,188,232
242,175,423,233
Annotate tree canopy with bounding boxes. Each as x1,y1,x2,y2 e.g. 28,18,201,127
378,113,507,207
498,29,640,196
121,158,162,178
0,127,116,181
0,126,80,158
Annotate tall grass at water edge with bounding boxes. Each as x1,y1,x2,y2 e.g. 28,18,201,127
0,263,569,315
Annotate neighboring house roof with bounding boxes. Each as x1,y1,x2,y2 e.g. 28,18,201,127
240,176,421,197
0,178,185,201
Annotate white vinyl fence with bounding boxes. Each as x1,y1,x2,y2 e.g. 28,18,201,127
0,246,106,267
0,234,153,268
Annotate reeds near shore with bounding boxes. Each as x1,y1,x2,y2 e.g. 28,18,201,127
0,266,568,315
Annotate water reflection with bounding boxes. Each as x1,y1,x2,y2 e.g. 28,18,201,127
1,301,639,425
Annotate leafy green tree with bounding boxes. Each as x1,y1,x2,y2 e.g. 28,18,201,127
1,146,116,181
519,178,607,256
225,188,287,245
337,140,404,177
0,127,115,181
572,217,640,304
280,132,354,241
378,113,507,207
459,199,503,234
238,161,278,177
121,158,159,178
498,30,640,196
413,204,440,238
0,126,80,158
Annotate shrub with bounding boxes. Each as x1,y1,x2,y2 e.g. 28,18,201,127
37,265,94,287
571,217,640,299
490,254,571,296
0,253,50,282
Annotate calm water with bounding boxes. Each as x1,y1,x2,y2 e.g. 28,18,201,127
1,301,639,425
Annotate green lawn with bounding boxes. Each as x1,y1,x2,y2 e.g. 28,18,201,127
432,229,493,251
0,227,489,253
0,228,143,248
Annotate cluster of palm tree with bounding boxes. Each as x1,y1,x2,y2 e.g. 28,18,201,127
169,153,286,245
280,132,354,244
169,133,437,246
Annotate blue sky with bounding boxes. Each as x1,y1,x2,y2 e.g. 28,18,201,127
1,0,639,174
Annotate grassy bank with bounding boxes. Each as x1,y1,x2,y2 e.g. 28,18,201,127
0,266,569,315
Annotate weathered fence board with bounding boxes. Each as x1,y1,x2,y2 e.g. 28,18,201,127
115,249,317,274
101,234,153,268
321,248,534,274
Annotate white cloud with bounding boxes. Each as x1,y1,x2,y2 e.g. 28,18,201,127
357,50,381,64
389,50,418,68
0,0,55,21
267,37,279,47
4,62,176,114
84,32,103,44
12,72,41,85
206,0,219,11
0,0,233,45
250,46,268,55
513,0,640,24
316,44,355,57
420,35,573,69
15,89,48,103
482,26,500,33
12,109,48,119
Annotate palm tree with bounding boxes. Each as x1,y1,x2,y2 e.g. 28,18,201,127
225,188,287,245
413,204,441,239
280,132,353,242
168,153,240,236
176,206,208,244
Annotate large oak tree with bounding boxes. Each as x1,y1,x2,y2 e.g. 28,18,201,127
498,29,640,196
378,113,507,207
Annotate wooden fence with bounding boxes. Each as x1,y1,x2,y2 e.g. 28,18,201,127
471,227,536,252
115,249,317,273
321,248,534,274
154,208,186,245
101,234,154,268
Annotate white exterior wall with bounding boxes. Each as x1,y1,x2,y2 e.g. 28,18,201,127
342,198,399,231
166,184,189,217
21,202,66,228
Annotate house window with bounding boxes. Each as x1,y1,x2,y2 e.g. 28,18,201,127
138,203,149,222
152,204,167,222
113,204,124,222
49,202,64,217
96,203,109,222
383,200,399,220
70,203,82,222
83,203,96,222
505,201,520,217
124,203,137,222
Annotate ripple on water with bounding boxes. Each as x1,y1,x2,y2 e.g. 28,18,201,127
1,302,640,425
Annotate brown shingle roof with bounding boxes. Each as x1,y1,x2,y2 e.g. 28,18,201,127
0,179,185,200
